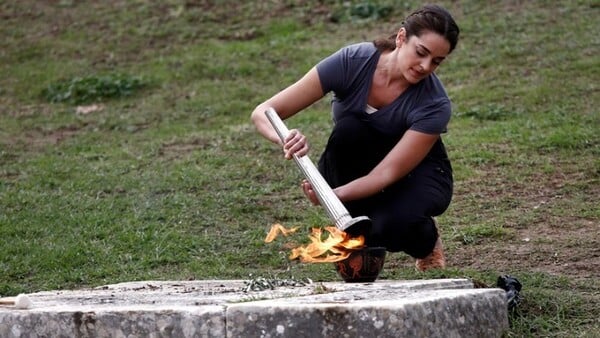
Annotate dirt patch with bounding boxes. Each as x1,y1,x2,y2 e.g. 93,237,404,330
158,137,213,160
447,161,599,281
3,125,80,152
449,223,599,279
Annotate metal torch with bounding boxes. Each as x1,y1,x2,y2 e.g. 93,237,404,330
264,107,371,236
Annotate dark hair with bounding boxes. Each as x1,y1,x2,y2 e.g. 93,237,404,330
374,4,460,53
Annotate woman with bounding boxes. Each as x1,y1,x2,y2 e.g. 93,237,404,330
251,5,460,271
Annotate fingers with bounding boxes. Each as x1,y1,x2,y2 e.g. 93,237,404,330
301,179,320,205
283,129,309,159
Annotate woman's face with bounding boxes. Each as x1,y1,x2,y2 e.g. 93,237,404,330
396,29,451,83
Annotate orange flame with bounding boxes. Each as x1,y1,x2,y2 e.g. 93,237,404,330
264,223,298,243
265,224,365,263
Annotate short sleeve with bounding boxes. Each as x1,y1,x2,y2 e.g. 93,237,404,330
408,98,452,134
315,43,377,99
315,47,349,95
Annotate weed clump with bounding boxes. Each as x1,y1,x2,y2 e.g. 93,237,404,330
42,73,146,105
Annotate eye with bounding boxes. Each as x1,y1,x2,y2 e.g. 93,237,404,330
416,48,426,57
432,58,444,66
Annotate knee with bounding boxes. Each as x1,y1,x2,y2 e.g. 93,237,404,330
367,215,438,258
405,225,438,258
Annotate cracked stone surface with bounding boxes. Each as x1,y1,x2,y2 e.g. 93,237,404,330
0,279,508,337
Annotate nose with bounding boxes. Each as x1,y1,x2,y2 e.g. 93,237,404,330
420,58,433,73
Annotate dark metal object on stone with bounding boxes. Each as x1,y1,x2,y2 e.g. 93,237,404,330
334,247,386,283
496,275,522,312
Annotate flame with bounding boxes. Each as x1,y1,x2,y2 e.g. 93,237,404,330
265,224,364,263
264,223,298,243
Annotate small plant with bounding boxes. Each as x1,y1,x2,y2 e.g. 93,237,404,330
42,73,146,105
329,1,394,22
242,274,313,292
349,2,392,20
313,283,334,294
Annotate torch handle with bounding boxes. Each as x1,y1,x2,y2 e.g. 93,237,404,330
264,108,354,230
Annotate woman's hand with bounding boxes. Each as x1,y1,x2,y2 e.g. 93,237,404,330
301,179,320,205
250,67,324,147
283,129,309,159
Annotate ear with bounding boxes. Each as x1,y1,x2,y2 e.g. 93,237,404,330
395,27,406,48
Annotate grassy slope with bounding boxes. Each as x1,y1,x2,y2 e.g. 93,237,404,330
0,0,598,336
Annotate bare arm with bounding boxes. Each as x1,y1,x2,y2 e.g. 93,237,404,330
251,67,325,158
333,130,440,202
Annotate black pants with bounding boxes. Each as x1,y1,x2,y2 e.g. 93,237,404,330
318,115,453,258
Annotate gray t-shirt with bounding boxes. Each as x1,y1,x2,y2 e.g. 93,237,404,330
316,42,451,139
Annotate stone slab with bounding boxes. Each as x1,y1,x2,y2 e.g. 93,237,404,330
0,279,508,338
227,288,507,338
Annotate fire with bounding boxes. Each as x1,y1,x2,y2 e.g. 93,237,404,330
264,223,298,243
265,223,365,263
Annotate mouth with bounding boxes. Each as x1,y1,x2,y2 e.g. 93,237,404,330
408,67,424,80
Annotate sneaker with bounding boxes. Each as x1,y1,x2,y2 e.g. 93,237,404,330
415,218,446,271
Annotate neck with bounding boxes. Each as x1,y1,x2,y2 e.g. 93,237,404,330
378,51,409,88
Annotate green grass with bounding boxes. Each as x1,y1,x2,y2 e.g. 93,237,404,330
1,0,599,336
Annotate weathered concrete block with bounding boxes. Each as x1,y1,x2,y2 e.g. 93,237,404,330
0,279,508,338
0,306,226,338
226,289,508,338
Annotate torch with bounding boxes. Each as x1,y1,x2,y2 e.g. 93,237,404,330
264,107,371,236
